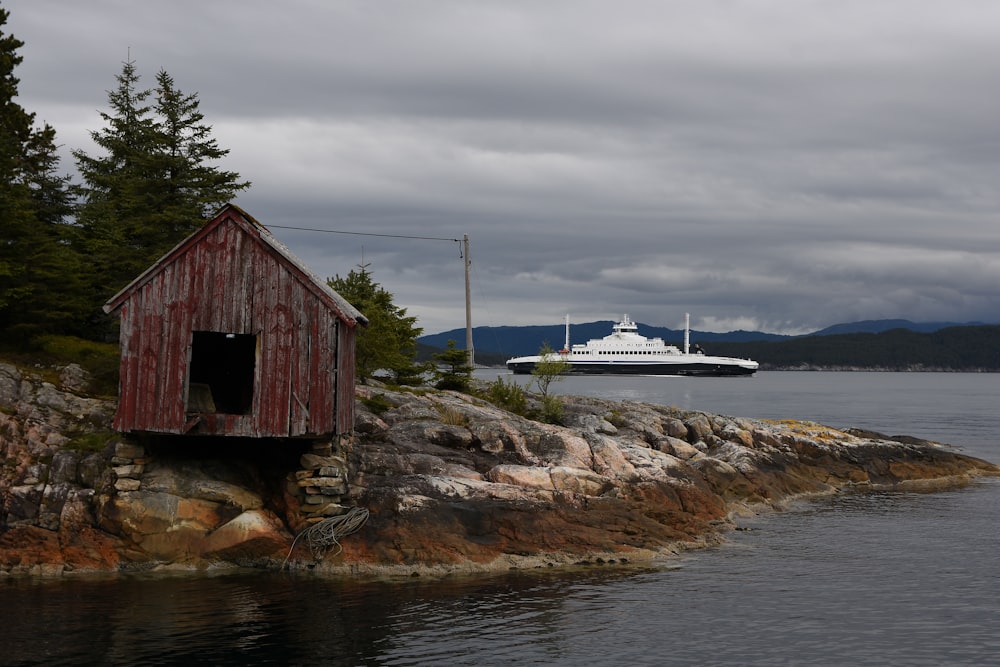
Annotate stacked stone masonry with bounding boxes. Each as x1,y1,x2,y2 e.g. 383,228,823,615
293,442,352,523
111,441,145,492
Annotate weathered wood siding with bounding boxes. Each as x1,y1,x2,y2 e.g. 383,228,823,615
109,208,361,438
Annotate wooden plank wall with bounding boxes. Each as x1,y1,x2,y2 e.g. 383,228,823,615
113,217,348,438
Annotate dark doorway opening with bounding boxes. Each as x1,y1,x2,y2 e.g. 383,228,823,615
188,331,257,414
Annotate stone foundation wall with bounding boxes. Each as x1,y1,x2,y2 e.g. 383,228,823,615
110,440,146,493
108,436,354,525
292,440,352,523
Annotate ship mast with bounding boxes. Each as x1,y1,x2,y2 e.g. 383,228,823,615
684,313,690,354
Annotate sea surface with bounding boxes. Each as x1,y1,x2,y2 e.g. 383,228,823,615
3,372,998,666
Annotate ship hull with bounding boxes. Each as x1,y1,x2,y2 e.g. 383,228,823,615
506,360,757,377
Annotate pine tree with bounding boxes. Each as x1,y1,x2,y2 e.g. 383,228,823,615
327,265,427,384
7,124,84,340
145,69,249,245
74,60,250,336
432,340,475,391
73,58,157,316
0,7,81,344
0,6,36,317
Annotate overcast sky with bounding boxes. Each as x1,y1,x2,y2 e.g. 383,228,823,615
7,0,1000,336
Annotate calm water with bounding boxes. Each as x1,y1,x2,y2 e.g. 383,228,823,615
3,372,998,666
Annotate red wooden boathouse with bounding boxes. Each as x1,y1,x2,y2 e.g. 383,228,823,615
103,204,368,438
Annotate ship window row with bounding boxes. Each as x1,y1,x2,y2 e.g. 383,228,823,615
576,350,664,355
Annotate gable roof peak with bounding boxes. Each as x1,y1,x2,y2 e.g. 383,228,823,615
102,203,368,327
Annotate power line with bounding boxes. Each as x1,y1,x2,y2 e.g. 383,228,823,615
268,224,461,243
270,223,476,363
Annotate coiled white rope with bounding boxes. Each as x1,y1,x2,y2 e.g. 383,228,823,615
282,506,370,569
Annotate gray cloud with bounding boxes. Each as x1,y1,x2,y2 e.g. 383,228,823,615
7,0,1000,337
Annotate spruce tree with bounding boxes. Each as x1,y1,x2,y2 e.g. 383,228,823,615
432,340,474,391
73,58,158,319
7,124,84,340
74,60,250,336
0,6,34,318
327,265,427,384
145,69,249,246
0,7,81,344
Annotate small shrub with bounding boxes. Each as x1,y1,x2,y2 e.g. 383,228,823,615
34,335,120,397
434,375,470,392
485,376,527,415
439,406,468,426
361,392,393,415
606,409,626,427
538,395,564,425
65,430,115,453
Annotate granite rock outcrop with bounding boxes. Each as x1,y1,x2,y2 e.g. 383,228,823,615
1,362,997,577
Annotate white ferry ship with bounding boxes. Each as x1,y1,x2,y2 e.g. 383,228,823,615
506,314,759,377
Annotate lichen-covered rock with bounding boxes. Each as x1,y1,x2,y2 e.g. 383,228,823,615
323,385,999,576
683,412,715,443
58,364,90,394
2,363,999,577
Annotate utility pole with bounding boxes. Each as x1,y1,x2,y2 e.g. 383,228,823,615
464,234,474,368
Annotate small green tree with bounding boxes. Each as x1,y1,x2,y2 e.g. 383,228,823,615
433,340,474,391
328,265,427,384
531,341,568,398
531,341,568,424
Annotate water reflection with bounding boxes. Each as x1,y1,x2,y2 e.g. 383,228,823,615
1,565,667,666
2,480,997,667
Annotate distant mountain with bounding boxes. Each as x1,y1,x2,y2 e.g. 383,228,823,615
419,320,790,359
709,325,1000,371
806,319,987,336
418,318,994,359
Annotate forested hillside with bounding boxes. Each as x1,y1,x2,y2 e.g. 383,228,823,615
708,326,1000,371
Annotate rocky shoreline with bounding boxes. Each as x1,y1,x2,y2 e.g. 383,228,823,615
2,362,998,578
